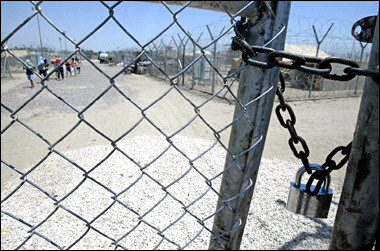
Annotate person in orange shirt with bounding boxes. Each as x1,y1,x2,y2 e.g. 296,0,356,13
51,57,58,80
71,58,78,77
51,56,64,80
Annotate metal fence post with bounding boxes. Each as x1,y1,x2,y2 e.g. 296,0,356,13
151,42,160,77
179,34,189,86
309,23,333,98
209,2,291,249
191,32,203,90
160,39,168,73
172,35,180,73
329,12,379,250
354,41,368,95
206,25,225,94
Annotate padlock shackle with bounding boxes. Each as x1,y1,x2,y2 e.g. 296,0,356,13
294,164,331,193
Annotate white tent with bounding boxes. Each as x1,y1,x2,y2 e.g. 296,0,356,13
283,44,330,59
184,50,213,57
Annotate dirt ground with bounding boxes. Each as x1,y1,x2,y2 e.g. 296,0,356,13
1,60,361,191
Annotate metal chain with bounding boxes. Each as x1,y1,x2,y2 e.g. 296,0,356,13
231,18,372,196
306,142,352,195
236,41,380,83
276,72,352,196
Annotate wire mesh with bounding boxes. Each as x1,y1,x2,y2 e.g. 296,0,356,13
1,1,277,249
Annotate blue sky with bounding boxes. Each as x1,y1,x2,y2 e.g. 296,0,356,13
1,1,379,54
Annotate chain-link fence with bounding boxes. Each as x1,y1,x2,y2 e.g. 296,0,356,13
1,1,378,250
1,1,286,249
2,8,373,101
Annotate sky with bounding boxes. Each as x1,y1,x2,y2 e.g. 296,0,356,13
1,1,379,55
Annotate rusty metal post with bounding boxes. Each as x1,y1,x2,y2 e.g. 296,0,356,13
329,12,379,250
209,2,291,249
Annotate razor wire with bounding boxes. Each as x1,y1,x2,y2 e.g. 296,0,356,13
1,1,278,250
145,13,375,101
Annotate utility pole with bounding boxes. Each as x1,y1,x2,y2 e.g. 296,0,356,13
63,31,67,53
35,10,43,57
59,37,62,54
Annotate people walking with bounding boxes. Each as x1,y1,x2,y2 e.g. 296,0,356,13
71,58,78,77
38,56,49,81
57,56,64,80
76,58,82,74
51,56,59,80
51,56,64,80
44,58,50,81
65,60,71,78
24,59,36,88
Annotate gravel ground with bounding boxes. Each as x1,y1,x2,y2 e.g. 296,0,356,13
1,135,341,250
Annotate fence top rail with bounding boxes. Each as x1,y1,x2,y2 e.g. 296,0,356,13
144,1,262,19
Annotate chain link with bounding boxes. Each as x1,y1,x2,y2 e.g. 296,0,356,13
276,71,353,196
276,72,313,175
232,37,379,83
306,142,352,195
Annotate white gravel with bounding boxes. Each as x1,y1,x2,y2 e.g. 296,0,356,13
1,135,341,250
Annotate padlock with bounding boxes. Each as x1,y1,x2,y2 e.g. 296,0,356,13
286,164,332,218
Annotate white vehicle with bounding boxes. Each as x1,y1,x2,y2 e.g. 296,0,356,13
98,52,111,64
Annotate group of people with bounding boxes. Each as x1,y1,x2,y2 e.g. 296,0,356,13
64,57,81,78
24,56,82,88
51,56,82,80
